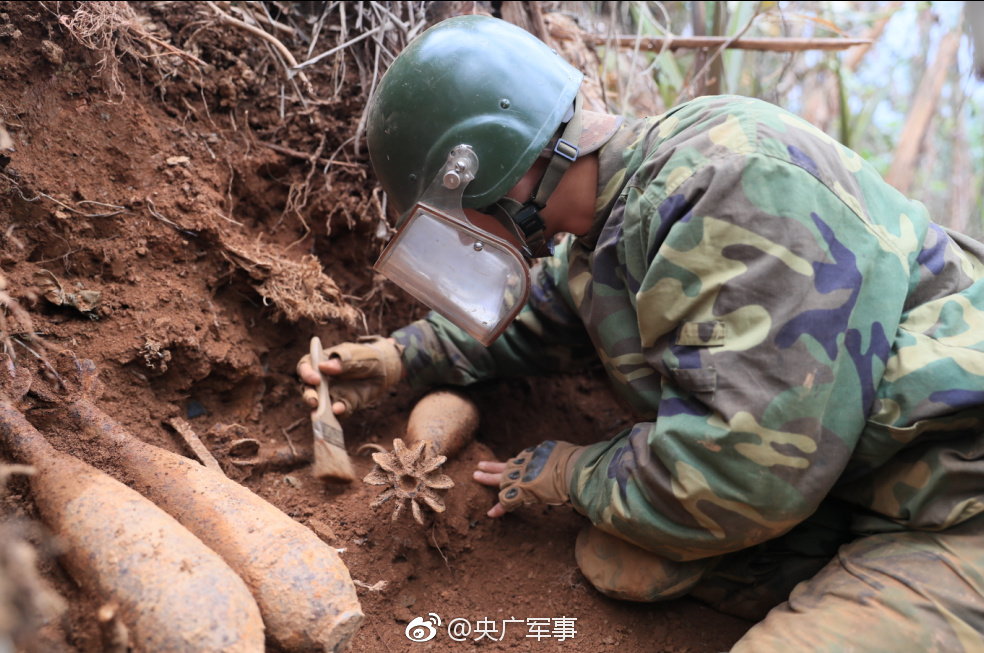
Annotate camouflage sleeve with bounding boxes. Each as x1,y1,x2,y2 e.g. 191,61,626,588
568,131,917,561
391,237,597,390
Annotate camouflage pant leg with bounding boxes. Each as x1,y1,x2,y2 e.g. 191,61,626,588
731,514,984,653
688,499,855,620
574,525,718,602
575,500,853,618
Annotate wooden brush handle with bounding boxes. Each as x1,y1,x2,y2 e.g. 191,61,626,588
309,337,331,424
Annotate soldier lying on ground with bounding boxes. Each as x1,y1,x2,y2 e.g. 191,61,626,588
299,15,984,652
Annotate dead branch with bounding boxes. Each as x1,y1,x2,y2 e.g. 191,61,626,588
581,34,873,53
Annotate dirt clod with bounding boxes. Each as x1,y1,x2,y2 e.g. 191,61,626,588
40,40,63,65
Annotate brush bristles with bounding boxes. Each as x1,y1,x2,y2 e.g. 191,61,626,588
312,438,356,482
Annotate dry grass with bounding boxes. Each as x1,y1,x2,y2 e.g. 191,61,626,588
221,239,363,326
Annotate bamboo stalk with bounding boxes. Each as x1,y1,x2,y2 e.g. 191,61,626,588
581,34,872,53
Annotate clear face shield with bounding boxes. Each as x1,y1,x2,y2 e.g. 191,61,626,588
373,145,531,346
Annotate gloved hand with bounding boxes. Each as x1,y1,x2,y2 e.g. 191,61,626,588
496,440,584,512
297,336,404,417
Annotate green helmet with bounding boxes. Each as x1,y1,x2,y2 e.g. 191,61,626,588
366,15,583,219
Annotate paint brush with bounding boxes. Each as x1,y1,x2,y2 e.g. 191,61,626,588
309,336,356,482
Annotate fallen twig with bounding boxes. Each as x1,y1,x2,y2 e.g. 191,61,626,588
281,421,300,458
13,338,64,391
165,417,225,474
145,198,191,232
353,579,388,592
283,417,306,434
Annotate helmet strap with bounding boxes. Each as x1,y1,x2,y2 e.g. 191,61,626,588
482,197,544,260
490,93,584,259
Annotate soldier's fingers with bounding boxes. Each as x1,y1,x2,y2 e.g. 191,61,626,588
477,460,507,473
472,470,502,487
302,387,319,408
298,362,321,386
487,502,507,518
319,358,344,376
331,400,346,415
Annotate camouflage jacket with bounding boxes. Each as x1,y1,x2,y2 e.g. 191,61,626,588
392,95,984,561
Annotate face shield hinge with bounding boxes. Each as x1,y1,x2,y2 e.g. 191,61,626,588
440,145,478,191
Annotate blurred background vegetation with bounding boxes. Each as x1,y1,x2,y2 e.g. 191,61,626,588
77,1,980,237
523,1,983,235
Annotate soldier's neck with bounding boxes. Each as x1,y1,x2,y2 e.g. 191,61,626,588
506,153,599,239
542,152,599,238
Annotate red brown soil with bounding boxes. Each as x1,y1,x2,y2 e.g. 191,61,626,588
0,3,752,651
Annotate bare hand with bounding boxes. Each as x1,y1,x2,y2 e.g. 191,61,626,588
473,460,508,518
297,357,347,415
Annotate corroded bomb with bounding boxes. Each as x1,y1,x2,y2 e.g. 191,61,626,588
62,358,364,653
404,389,480,458
0,397,265,653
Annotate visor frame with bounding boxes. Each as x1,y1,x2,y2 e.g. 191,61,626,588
374,201,531,346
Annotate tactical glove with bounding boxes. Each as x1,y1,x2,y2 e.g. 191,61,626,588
498,440,584,512
298,337,404,417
